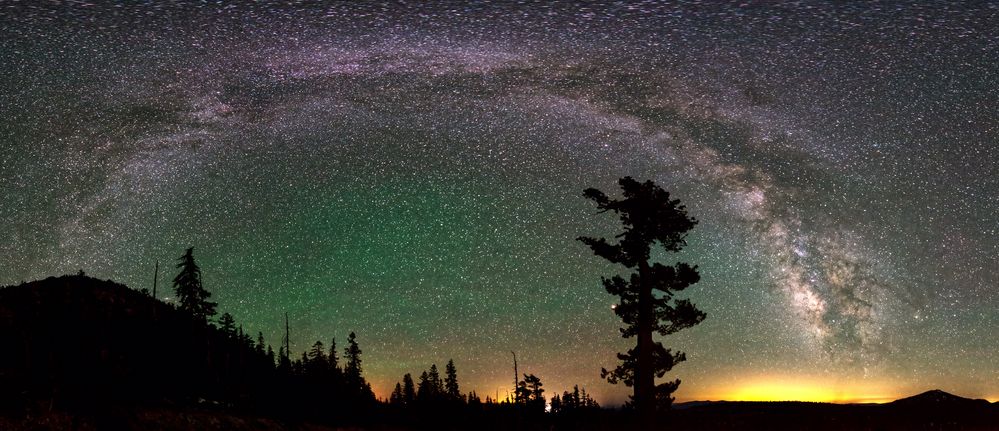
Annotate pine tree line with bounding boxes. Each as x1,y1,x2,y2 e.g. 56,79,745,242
162,247,377,421
389,359,464,408
550,385,601,414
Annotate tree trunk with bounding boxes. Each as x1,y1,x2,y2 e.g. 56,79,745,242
637,260,655,428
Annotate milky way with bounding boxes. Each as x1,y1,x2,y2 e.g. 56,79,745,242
1,2,997,404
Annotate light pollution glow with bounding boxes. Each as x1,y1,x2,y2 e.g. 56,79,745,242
683,374,999,404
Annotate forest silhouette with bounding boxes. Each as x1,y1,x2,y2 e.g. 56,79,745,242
0,179,996,430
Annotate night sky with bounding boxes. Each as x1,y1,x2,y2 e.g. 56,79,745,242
2,2,997,405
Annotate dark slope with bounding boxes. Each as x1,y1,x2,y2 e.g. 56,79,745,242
0,275,276,410
0,275,389,431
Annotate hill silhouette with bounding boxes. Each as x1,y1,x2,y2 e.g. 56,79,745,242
0,274,272,405
889,389,992,408
0,274,381,429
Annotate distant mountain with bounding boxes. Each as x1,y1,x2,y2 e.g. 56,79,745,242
889,389,992,408
668,390,999,430
888,389,992,411
676,389,992,408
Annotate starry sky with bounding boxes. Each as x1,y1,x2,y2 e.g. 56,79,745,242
1,1,997,405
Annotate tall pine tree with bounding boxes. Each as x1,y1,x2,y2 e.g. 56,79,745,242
417,370,432,402
343,332,373,399
307,340,327,376
327,337,339,370
444,359,461,401
402,373,416,405
578,177,705,422
390,383,404,405
256,332,266,355
428,364,444,397
172,247,217,322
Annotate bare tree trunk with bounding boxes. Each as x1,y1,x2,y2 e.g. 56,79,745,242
152,261,159,321
637,260,655,428
284,312,291,358
152,261,159,299
511,351,518,403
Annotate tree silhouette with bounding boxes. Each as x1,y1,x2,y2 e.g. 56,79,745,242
218,312,236,337
467,391,482,408
417,370,432,402
402,373,416,405
277,346,291,372
309,340,326,363
553,385,599,413
172,247,217,322
578,177,705,420
517,374,545,413
390,382,404,405
428,364,444,396
343,331,373,400
238,325,253,349
327,337,339,369
326,337,344,390
417,364,446,404
307,340,326,376
445,359,461,401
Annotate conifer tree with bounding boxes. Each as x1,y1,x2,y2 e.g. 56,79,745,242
218,312,236,337
277,346,291,372
327,337,343,388
239,325,253,348
402,373,416,405
417,370,432,402
308,340,326,376
328,337,339,370
519,374,545,412
309,340,326,363
551,394,562,413
172,247,217,322
343,332,372,399
390,382,404,405
468,391,482,408
343,333,360,386
428,364,444,396
444,359,461,401
578,177,705,420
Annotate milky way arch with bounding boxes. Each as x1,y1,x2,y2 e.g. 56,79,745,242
2,2,996,403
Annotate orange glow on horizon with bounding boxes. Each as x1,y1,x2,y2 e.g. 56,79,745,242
698,375,899,404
